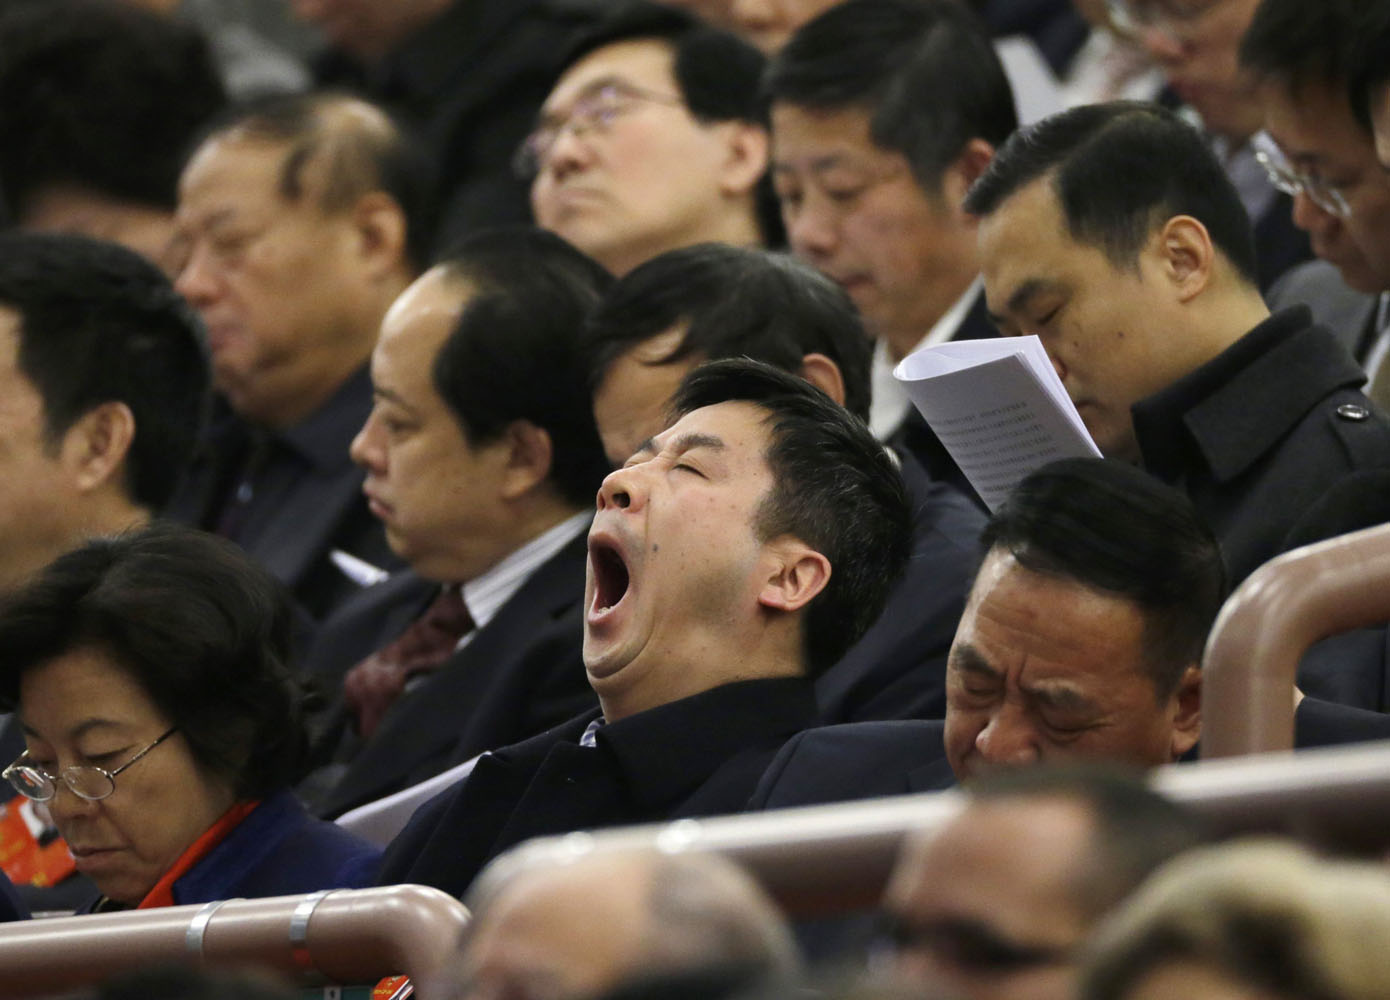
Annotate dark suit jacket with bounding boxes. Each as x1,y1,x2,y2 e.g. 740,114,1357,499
814,456,983,724
299,568,439,691
313,532,597,818
1133,307,1390,584
165,369,400,624
750,707,1390,817
750,720,955,812
376,677,819,898
1295,695,1390,746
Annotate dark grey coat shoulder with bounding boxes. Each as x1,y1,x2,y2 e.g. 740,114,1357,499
1133,307,1390,584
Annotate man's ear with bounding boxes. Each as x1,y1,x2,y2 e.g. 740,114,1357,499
1168,664,1203,760
798,352,847,407
62,401,136,493
716,122,772,198
1156,215,1213,303
350,191,409,280
757,538,831,613
940,138,996,209
499,420,555,501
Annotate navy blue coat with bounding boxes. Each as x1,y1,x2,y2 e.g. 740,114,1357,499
82,791,380,911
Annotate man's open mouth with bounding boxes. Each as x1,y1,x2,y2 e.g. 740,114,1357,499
590,539,631,615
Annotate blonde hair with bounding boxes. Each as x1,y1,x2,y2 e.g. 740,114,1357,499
1080,838,1390,1000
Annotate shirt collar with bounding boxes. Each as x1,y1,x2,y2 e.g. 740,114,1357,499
869,277,985,440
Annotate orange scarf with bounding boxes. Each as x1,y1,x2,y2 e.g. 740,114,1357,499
137,799,260,909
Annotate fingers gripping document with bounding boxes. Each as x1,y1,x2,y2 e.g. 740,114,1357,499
894,336,1100,511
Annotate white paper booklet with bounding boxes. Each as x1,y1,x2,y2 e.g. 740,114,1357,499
893,335,1101,511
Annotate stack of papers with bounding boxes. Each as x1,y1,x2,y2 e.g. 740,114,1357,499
893,336,1100,511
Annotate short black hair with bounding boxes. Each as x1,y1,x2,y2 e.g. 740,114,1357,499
765,0,1017,192
433,227,614,508
0,0,226,220
199,92,437,272
0,523,308,799
980,457,1227,695
1349,3,1390,132
0,231,209,511
673,359,910,676
585,244,872,422
552,2,782,246
1240,0,1370,129
966,764,1206,921
965,102,1259,285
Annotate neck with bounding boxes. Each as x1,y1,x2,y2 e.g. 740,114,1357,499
436,496,584,586
596,620,805,724
0,497,148,594
883,260,979,364
256,274,412,430
1184,281,1272,366
603,210,765,279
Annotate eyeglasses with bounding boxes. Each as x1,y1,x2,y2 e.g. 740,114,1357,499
1252,131,1353,219
1106,0,1223,39
3,728,178,803
873,914,1074,974
513,82,685,179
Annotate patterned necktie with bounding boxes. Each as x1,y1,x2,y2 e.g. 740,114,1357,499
342,586,474,738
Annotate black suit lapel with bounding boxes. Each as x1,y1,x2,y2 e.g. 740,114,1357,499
320,533,589,814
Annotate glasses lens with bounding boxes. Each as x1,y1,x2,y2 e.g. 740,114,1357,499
62,766,115,802
5,764,55,802
1306,181,1352,219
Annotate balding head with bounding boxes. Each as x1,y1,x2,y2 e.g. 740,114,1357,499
444,850,799,1000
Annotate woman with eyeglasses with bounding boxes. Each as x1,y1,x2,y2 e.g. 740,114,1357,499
0,524,381,911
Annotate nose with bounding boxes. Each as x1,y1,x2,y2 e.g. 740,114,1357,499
974,703,1041,767
1290,189,1338,237
1137,23,1185,62
45,782,98,827
595,465,645,513
784,196,840,265
1043,347,1068,383
173,241,221,309
349,411,384,473
541,122,596,184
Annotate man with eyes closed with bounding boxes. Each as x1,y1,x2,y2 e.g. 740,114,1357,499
752,455,1390,813
374,360,911,900
751,457,1215,808
965,101,1390,586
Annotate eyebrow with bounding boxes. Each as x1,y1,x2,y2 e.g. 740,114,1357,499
1021,680,1097,715
631,431,727,464
950,644,1002,682
987,278,1065,327
772,153,858,175
21,718,123,742
543,75,643,117
372,386,418,413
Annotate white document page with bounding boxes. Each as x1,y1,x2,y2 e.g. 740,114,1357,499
894,336,1101,511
